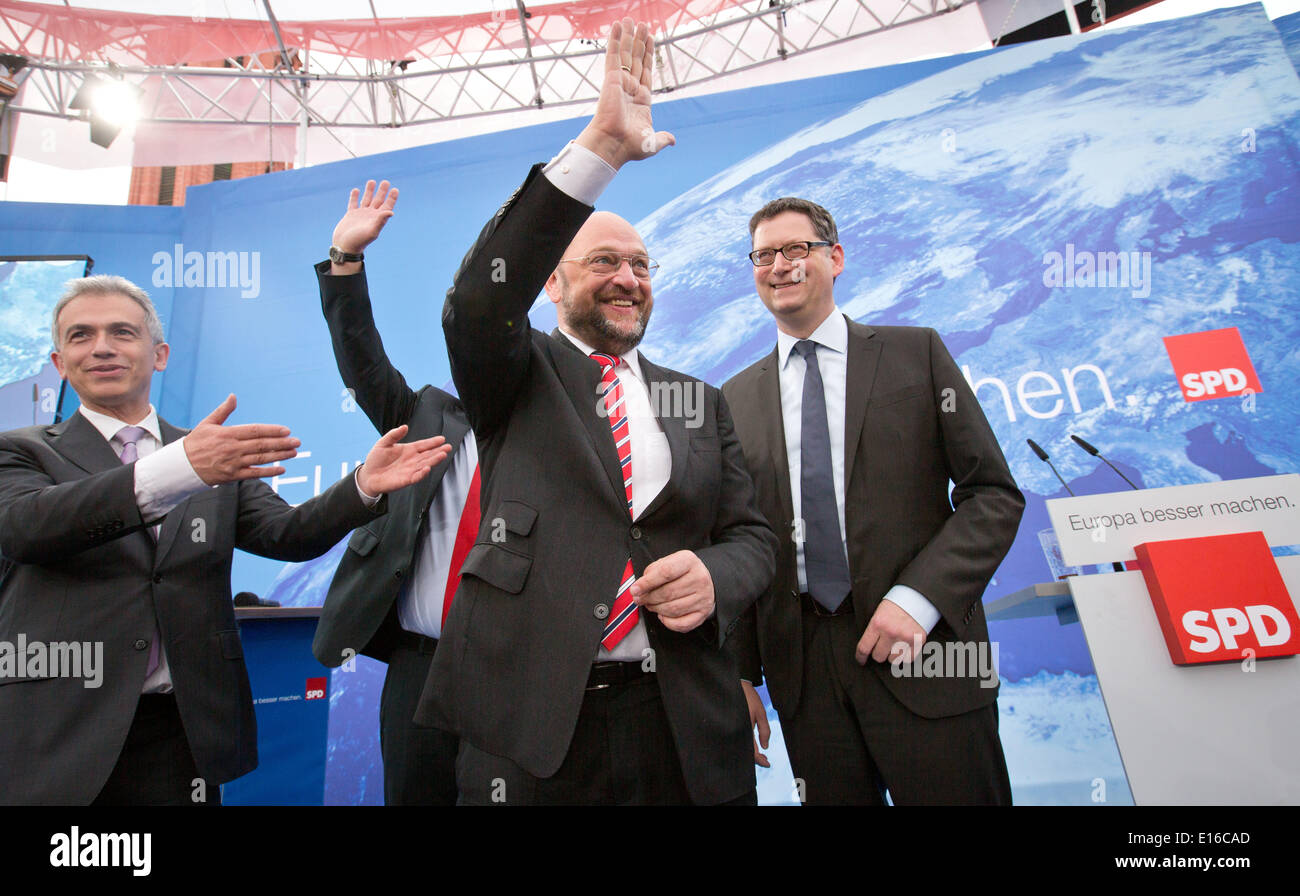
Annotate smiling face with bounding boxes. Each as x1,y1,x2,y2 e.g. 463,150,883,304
50,291,169,423
751,210,844,339
546,211,654,356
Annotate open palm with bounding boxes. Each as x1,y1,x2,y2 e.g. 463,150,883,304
576,18,675,169
356,425,452,495
332,179,398,254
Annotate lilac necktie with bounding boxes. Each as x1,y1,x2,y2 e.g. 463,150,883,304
113,425,148,465
113,425,161,677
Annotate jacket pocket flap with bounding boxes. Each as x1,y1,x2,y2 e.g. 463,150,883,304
869,383,928,407
460,543,532,594
498,500,537,537
347,523,383,556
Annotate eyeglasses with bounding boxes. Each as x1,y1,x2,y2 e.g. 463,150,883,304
748,241,832,267
559,253,659,279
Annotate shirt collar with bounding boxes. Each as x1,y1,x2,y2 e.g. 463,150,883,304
777,308,848,369
77,404,162,445
558,327,646,384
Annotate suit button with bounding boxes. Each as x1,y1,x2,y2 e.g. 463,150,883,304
593,604,610,620
152,574,162,584
133,639,148,651
395,569,404,579
630,526,642,540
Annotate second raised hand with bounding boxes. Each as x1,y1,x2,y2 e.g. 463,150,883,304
575,17,675,170
331,179,398,274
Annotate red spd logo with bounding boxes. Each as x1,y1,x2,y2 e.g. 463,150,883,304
305,676,328,700
1162,327,1262,402
1136,532,1299,665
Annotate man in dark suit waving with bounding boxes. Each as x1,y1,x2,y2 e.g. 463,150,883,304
312,181,476,805
0,275,449,805
416,18,777,805
723,197,1024,805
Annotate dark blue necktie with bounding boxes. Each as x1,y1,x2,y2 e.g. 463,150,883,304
795,340,851,611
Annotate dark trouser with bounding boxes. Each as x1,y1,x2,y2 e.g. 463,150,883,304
781,600,1012,806
381,634,459,806
93,694,220,806
456,664,756,806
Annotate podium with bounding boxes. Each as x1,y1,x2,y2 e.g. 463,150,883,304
988,474,1300,805
221,606,331,806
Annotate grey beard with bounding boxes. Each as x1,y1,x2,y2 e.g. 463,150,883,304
562,300,651,356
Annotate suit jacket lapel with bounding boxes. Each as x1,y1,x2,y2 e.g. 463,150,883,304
45,412,123,476
843,317,881,490
439,401,471,455
412,399,470,508
753,346,796,527
548,329,628,502
636,354,686,520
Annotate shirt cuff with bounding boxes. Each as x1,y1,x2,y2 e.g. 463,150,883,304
542,142,616,207
134,439,210,521
883,584,941,635
355,467,382,507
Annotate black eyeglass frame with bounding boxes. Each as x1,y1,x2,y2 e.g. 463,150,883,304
747,241,833,267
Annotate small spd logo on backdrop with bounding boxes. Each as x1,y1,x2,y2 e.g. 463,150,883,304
305,676,327,700
1162,327,1262,402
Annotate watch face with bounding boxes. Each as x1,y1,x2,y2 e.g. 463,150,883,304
330,247,362,263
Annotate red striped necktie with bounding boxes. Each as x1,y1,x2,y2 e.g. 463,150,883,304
591,352,639,649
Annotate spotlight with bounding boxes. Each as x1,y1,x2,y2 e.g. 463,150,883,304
69,73,143,147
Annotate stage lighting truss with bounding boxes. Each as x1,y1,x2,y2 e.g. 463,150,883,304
2,0,964,134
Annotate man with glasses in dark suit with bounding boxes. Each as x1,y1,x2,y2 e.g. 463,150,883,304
723,198,1024,805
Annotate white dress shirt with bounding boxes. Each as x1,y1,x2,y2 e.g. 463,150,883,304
776,311,940,633
395,431,478,640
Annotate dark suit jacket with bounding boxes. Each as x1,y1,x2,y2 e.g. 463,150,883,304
415,166,778,805
0,411,385,805
311,261,471,667
722,320,1024,720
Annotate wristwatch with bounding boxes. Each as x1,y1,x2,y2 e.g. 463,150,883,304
329,246,365,264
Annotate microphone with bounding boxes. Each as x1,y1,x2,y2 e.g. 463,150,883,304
1026,439,1074,496
1070,434,1139,490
